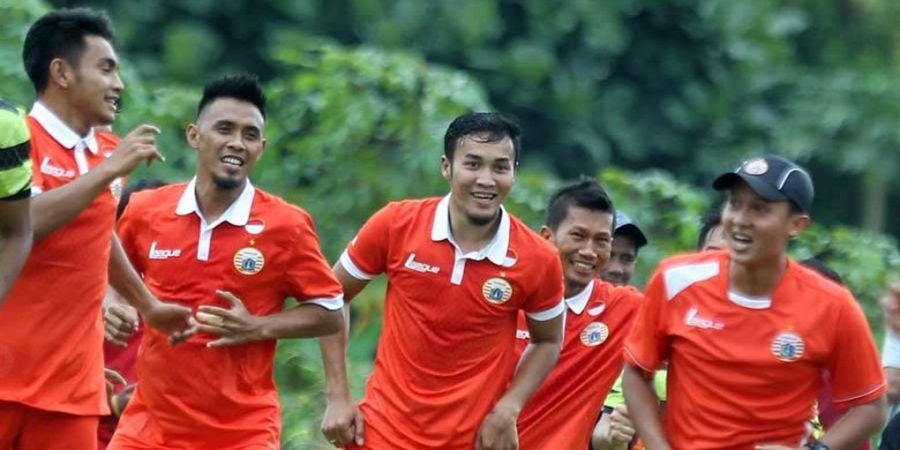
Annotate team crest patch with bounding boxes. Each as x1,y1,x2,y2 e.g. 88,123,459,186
482,277,513,304
771,331,804,362
233,247,265,275
742,158,769,175
580,322,609,347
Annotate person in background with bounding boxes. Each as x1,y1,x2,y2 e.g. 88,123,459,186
600,211,648,287
0,99,32,305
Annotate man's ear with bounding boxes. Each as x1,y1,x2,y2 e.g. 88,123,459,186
440,156,451,181
539,225,554,242
48,58,74,89
185,123,199,149
787,213,811,239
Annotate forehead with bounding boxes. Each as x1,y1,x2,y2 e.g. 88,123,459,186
611,234,637,253
560,205,614,231
198,98,264,128
453,134,514,160
79,35,117,63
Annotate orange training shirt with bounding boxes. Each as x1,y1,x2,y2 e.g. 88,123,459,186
0,103,122,416
625,250,886,450
516,278,642,449
112,180,343,449
340,196,565,450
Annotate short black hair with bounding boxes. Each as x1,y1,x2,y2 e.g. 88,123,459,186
117,178,167,219
800,257,844,285
697,206,723,250
197,74,266,119
443,112,521,166
545,177,615,232
23,8,115,93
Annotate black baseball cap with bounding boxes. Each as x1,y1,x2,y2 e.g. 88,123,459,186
712,155,814,213
614,211,648,248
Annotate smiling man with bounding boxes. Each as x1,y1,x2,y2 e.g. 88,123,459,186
0,9,194,450
623,155,886,450
319,113,565,450
106,75,344,450
513,178,643,449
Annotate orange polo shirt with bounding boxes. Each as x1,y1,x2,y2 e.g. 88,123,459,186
340,196,565,450
0,102,121,416
111,180,343,449
515,278,642,449
625,250,886,450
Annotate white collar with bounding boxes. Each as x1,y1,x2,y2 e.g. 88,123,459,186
727,290,772,310
430,194,510,266
29,101,99,154
565,280,595,315
175,177,256,227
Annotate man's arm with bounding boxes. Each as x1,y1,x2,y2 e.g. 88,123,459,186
31,125,163,239
319,262,369,448
194,290,344,346
0,197,32,303
475,313,563,450
818,396,886,450
622,365,671,450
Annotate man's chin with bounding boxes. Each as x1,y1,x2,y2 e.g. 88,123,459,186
212,174,245,190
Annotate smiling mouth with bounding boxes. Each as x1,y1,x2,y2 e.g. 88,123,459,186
220,155,245,167
731,232,753,251
471,192,497,201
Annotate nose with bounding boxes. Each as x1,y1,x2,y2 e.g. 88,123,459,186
475,167,496,188
112,72,124,92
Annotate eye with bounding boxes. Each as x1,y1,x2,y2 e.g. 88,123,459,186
494,163,511,173
570,232,585,241
463,160,479,169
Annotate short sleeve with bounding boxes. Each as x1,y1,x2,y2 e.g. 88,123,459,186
522,252,564,321
116,195,145,274
285,212,344,310
339,203,395,280
624,268,669,376
827,296,887,408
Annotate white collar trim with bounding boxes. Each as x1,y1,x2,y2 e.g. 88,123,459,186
565,280,595,315
430,194,510,265
29,101,99,154
727,290,772,310
175,177,255,226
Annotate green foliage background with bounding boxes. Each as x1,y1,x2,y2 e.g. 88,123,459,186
2,0,899,447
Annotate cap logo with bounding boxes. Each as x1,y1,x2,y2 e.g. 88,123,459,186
482,277,513,304
742,158,769,175
771,331,804,362
580,321,609,346
233,246,265,275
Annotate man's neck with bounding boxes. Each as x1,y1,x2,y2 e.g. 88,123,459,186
38,94,91,136
728,253,788,297
448,203,501,254
194,176,245,224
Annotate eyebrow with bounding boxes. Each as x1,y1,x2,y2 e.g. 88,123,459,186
99,57,118,68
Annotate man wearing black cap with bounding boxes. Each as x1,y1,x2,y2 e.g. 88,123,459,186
600,211,648,287
622,155,886,450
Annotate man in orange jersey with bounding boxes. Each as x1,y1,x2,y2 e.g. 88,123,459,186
513,178,642,449
0,100,32,304
623,155,886,450
0,9,195,450
107,74,344,450
319,112,565,450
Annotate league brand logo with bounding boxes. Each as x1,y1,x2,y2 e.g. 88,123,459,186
40,157,75,179
515,329,530,340
482,277,513,304
771,331,804,362
404,253,440,274
234,247,265,275
580,322,609,347
684,306,725,330
148,241,182,260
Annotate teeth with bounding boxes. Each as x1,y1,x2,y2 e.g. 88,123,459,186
221,156,243,166
472,193,494,200
573,262,594,270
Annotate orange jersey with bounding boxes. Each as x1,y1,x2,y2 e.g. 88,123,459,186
515,279,642,449
625,250,886,450
0,103,122,416
112,180,343,449
340,196,565,449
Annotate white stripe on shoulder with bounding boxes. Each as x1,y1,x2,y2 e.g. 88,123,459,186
663,261,720,301
305,296,345,311
339,250,377,280
526,299,565,321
